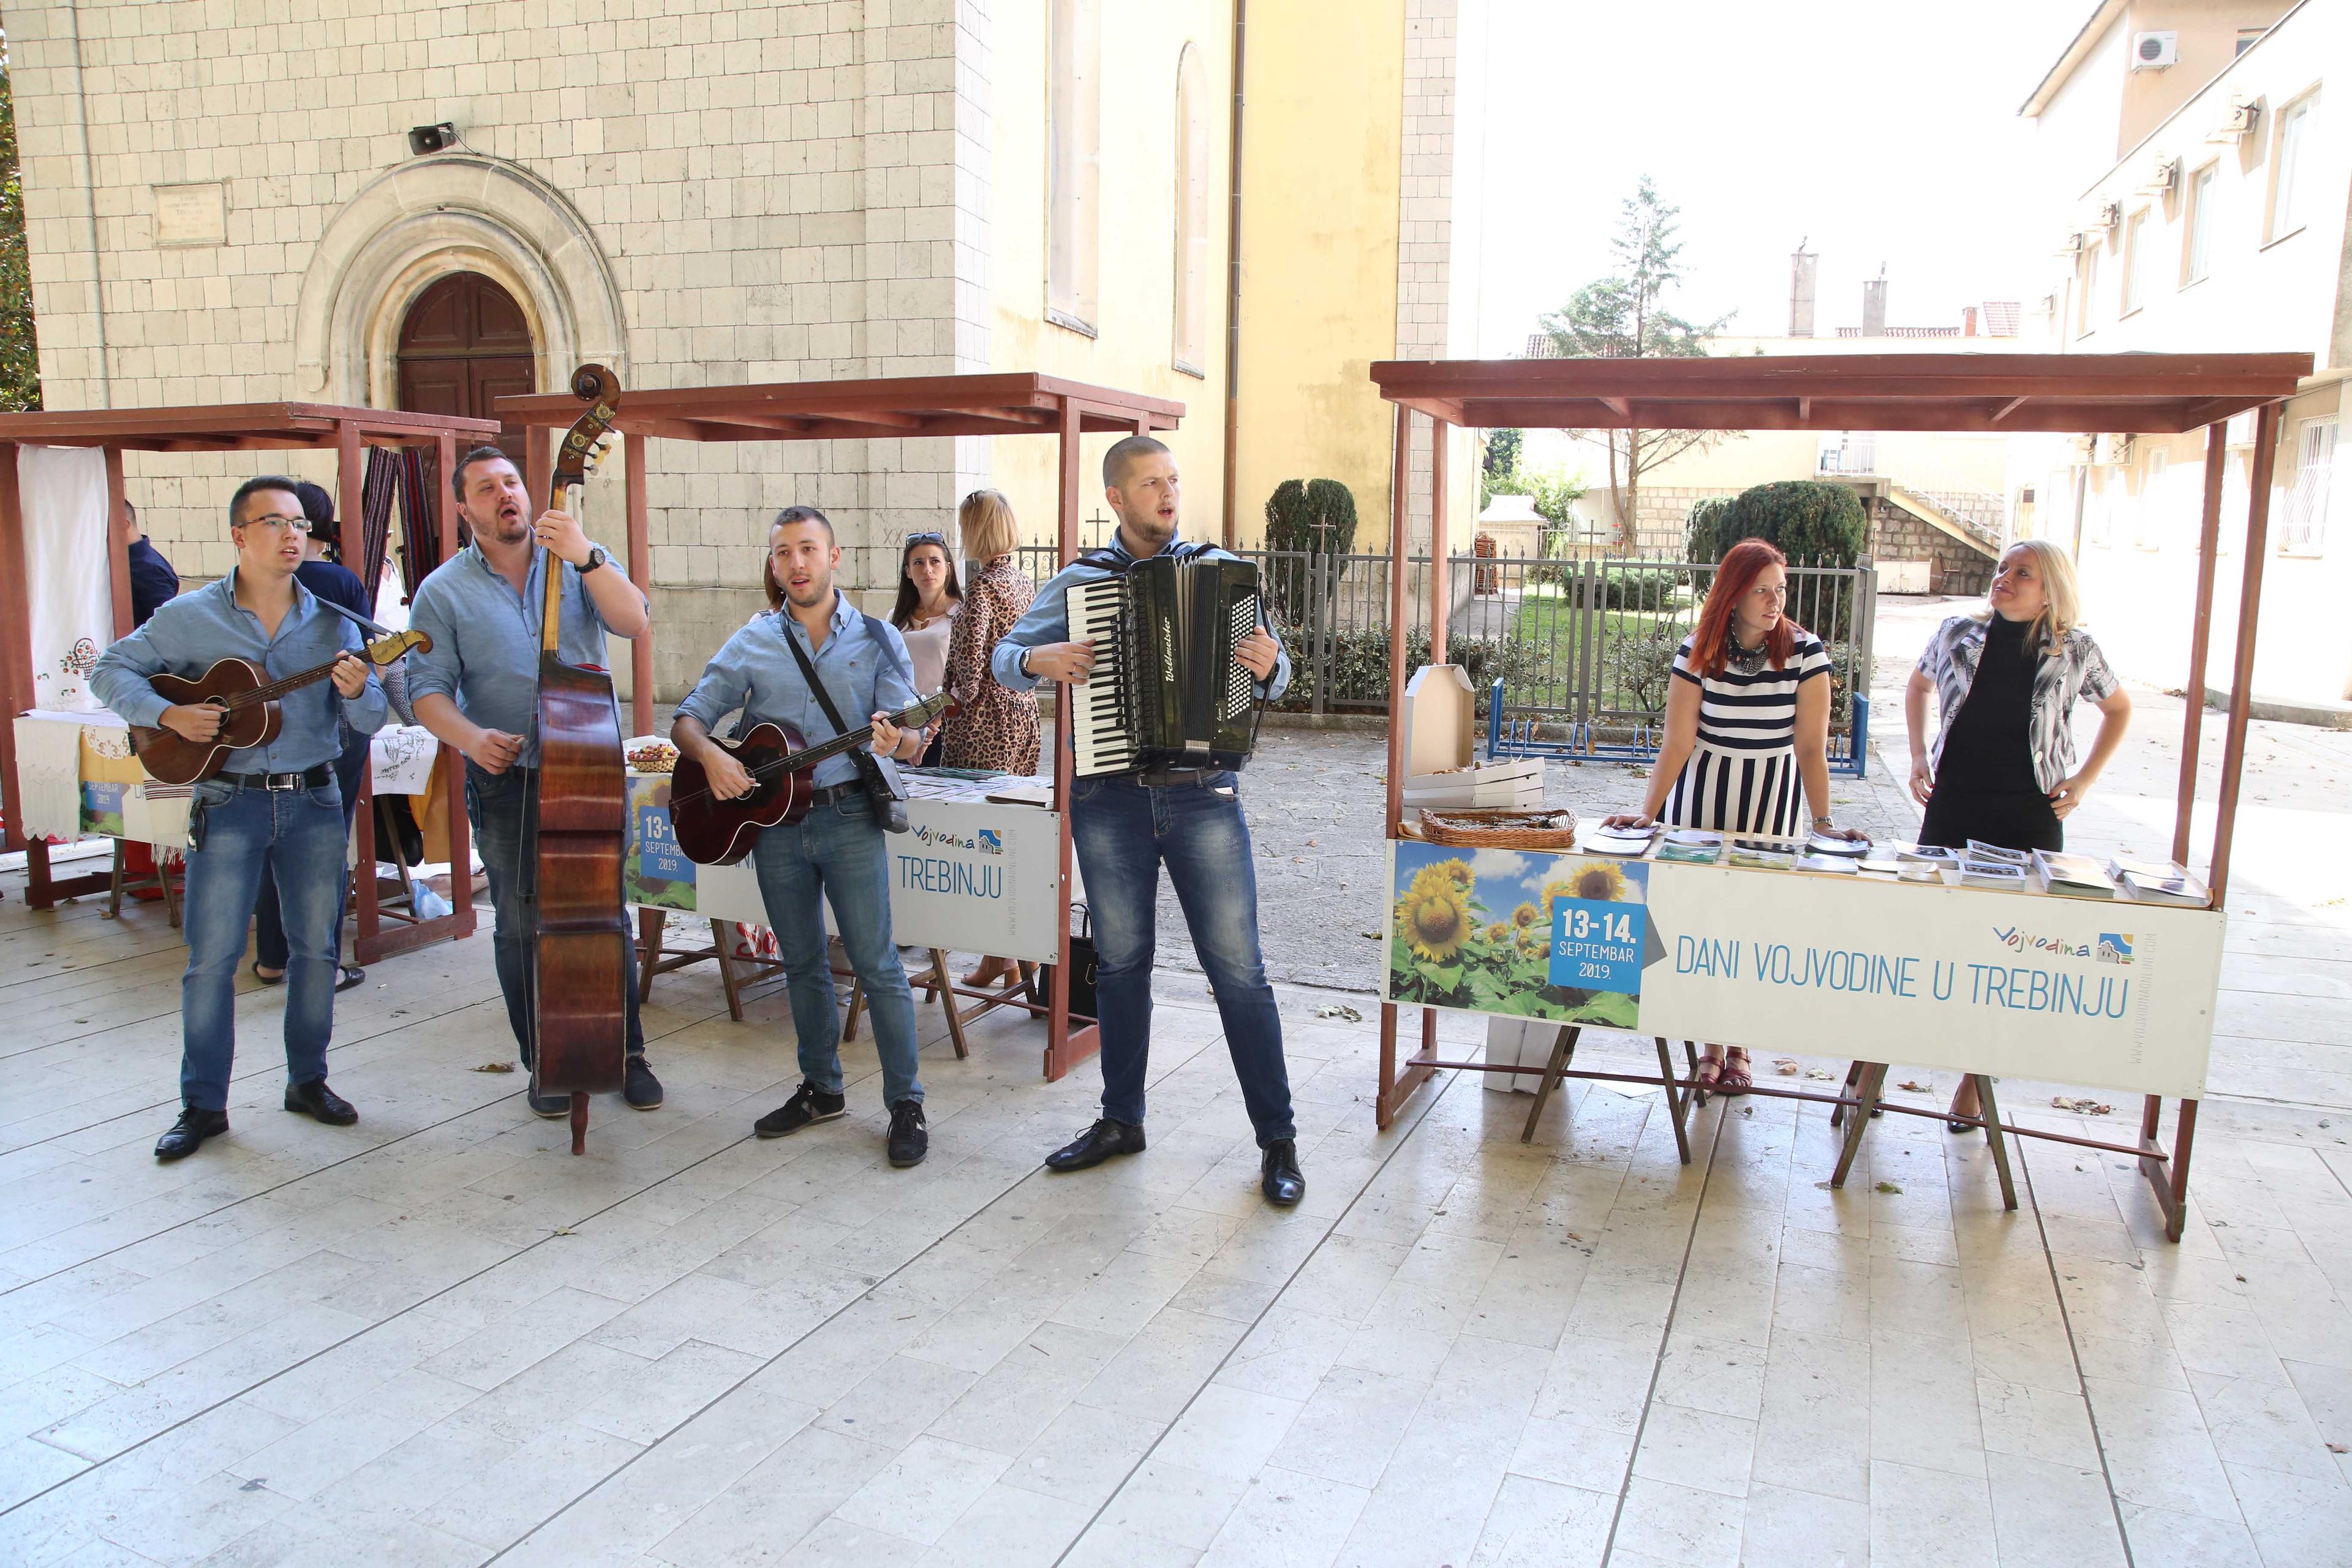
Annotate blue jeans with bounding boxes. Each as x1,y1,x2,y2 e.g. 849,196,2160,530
253,738,367,971
748,793,922,1109
179,778,347,1110
1070,772,1294,1146
465,765,646,1063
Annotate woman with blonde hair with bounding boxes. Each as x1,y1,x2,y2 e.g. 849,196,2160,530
1905,537,2132,1126
941,489,1042,987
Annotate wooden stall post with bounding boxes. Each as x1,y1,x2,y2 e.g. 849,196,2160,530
2207,399,2280,905
1044,396,1093,1080
0,443,31,858
104,449,132,638
1378,404,1431,1129
2172,420,2228,867
437,429,477,939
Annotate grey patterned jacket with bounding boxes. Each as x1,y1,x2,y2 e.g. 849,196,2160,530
1915,614,2120,793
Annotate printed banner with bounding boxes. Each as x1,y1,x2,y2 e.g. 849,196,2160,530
1388,842,1649,1028
624,774,698,911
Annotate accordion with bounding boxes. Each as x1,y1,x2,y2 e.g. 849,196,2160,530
1068,554,1267,778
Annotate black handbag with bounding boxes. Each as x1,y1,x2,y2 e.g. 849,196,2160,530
1028,903,1098,1021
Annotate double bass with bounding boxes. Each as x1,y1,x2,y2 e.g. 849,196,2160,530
529,366,630,1155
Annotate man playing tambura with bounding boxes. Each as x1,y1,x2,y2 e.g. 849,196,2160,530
671,507,933,1168
406,447,665,1115
991,437,1305,1207
92,477,387,1161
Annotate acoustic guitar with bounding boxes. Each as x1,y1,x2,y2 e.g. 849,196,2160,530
128,630,430,785
669,692,956,866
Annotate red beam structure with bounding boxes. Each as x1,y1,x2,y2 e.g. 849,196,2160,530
0,403,499,963
500,372,1183,1082
1369,350,2314,1243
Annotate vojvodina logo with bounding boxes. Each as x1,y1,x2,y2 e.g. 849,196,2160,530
1990,925,2117,962
913,823,1002,853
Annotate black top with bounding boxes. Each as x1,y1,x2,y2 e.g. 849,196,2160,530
126,537,179,627
1935,612,2039,797
296,559,373,620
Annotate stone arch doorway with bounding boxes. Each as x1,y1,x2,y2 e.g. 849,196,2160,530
396,272,537,467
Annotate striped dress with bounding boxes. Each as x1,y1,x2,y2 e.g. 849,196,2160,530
1661,630,1834,835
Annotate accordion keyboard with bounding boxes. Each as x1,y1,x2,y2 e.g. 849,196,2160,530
1068,578,1137,778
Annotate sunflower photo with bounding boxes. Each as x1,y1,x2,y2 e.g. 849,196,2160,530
1386,843,1649,1027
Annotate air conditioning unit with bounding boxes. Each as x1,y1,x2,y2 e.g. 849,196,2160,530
2208,94,2260,144
2054,232,2086,257
2096,200,2123,231
2096,433,2135,464
2131,31,2179,70
2139,155,2179,196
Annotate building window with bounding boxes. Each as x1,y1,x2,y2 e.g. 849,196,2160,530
1172,45,1210,377
2281,416,2337,556
2182,163,2216,284
2238,27,2267,56
1048,0,1102,336
2076,244,2099,337
2122,208,2150,314
2269,92,2316,243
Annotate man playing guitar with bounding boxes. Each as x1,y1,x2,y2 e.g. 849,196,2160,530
406,447,665,1115
671,506,933,1167
91,476,388,1161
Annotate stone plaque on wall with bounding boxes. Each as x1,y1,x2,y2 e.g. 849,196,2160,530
153,183,227,247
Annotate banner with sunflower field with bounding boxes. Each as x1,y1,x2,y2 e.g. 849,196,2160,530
1387,843,1650,1027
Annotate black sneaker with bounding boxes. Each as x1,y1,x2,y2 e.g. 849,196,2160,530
887,1099,928,1168
623,1055,663,1110
755,1080,846,1139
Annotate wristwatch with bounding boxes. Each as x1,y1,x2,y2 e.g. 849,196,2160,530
578,545,609,576
1019,646,1035,678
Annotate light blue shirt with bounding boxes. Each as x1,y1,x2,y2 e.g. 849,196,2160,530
91,568,388,773
676,593,919,790
405,542,629,770
991,536,1292,704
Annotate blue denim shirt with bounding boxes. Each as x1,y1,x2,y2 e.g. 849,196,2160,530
405,542,626,769
91,569,388,773
675,593,919,790
990,535,1291,704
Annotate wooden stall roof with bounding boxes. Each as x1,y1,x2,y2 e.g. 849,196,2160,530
0,404,500,451
496,372,1185,442
1371,352,2316,435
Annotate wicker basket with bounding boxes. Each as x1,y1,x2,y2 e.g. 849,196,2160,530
1417,808,1578,849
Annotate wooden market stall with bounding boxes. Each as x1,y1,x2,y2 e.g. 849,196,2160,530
0,402,500,962
497,372,1183,1080
1369,350,2313,1242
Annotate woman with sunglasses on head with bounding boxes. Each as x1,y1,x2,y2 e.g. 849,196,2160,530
1904,538,2130,1128
891,529,963,764
1602,538,1864,1094
940,489,1041,987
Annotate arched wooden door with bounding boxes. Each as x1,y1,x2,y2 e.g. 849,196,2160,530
396,273,537,466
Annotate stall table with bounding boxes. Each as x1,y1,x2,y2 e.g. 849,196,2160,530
1369,351,2313,1242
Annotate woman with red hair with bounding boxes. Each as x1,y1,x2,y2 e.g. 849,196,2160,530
1605,539,1863,1090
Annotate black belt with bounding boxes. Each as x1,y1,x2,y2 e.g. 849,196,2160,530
216,764,333,791
809,781,865,807
1132,767,1219,789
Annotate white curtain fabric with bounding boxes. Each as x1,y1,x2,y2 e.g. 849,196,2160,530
21,445,114,713
10,714,86,841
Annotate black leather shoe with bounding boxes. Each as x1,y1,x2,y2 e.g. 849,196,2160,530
155,1106,229,1161
527,1087,571,1118
336,965,366,993
755,1080,847,1139
623,1055,663,1110
887,1099,928,1168
285,1079,357,1126
1261,1139,1305,1207
1045,1118,1146,1172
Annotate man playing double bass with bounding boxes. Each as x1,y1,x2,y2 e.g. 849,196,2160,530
407,447,665,1114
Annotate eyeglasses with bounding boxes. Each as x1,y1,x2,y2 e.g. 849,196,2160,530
240,514,314,535
906,531,946,546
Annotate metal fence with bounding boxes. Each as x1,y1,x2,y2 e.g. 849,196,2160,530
1010,544,1877,760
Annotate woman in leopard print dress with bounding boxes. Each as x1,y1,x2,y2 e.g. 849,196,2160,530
941,491,1041,775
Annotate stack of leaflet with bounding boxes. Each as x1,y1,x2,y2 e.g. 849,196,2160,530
1400,755,1546,811
1894,843,1956,883
2108,856,2212,907
1727,838,1798,871
1960,840,2030,890
2032,850,2119,899
1578,820,1660,857
1796,853,1859,874
1655,829,1722,865
1796,831,1867,873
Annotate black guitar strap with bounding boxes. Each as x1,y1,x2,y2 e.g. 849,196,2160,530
780,614,910,834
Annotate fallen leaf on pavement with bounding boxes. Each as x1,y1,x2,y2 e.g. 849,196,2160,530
1773,1058,1800,1076
472,1062,516,1073
1806,1069,1836,1080
2051,1096,2113,1115
1313,1003,1363,1023
1897,1080,1931,1093
1875,1181,1903,1194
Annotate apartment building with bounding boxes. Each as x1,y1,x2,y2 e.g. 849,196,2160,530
2022,0,2350,709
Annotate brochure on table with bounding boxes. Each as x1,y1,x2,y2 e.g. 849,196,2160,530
1385,839,2226,1099
624,763,1071,963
